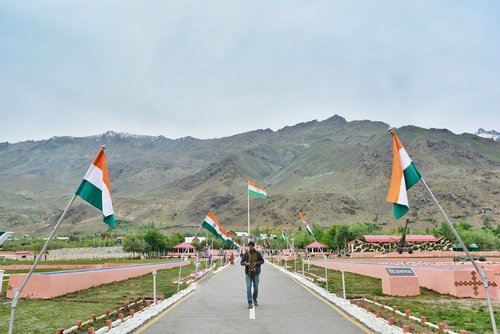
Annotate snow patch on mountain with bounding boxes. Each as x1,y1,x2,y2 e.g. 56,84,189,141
475,128,499,141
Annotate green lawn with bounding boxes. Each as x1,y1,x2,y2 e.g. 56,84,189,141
0,263,196,334
281,258,499,334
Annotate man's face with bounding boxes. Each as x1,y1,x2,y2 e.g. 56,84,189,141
249,244,255,251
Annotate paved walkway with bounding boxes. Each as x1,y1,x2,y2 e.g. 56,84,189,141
138,263,373,334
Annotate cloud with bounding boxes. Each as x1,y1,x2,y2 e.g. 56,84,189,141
0,1,499,142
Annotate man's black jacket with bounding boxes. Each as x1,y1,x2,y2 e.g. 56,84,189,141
240,250,264,275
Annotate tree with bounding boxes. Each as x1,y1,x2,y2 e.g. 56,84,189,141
294,231,311,249
312,224,325,243
348,222,381,239
456,221,472,231
165,233,184,251
323,225,339,250
432,222,454,241
122,234,149,255
335,225,353,253
482,219,492,230
144,229,167,254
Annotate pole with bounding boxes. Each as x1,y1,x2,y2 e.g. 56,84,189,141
421,177,497,334
341,270,346,299
177,224,203,293
302,260,305,277
8,194,77,334
153,270,157,305
247,184,250,242
324,255,328,291
294,256,297,272
177,252,183,293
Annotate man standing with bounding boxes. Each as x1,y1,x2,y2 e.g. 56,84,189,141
240,241,264,309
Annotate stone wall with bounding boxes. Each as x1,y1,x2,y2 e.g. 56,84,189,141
46,247,135,261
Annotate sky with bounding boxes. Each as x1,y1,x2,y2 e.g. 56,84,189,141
1,1,499,143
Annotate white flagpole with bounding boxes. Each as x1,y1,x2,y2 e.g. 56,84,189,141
177,224,203,293
8,194,77,334
247,182,251,242
421,177,497,334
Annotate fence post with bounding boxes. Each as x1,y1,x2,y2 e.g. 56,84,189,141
153,270,157,305
0,270,4,296
341,270,346,299
324,255,328,291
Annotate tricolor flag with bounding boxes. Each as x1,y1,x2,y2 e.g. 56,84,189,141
298,210,315,239
281,228,287,241
248,180,267,199
223,229,240,249
202,211,239,248
386,130,422,220
75,148,116,227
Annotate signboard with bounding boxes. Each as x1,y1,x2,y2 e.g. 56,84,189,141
385,267,416,277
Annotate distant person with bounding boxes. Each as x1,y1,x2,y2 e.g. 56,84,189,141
229,252,235,265
240,241,264,309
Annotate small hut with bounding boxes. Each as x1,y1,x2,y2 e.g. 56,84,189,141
171,242,196,257
304,241,328,255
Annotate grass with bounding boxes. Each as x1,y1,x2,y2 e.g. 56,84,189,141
0,263,196,334
282,258,499,334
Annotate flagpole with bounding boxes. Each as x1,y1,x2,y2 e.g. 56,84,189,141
177,224,203,293
421,177,497,334
247,183,250,241
8,194,77,334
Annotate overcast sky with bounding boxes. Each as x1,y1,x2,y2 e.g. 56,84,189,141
1,1,499,143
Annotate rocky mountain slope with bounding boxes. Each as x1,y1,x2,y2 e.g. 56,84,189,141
1,115,499,235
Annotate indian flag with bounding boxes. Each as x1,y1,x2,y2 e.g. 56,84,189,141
75,148,116,227
202,211,236,247
222,229,240,249
248,180,267,199
298,210,314,238
386,130,422,220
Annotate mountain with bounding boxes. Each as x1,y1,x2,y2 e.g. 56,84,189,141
476,128,500,141
1,117,499,236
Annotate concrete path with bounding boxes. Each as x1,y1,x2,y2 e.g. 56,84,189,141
137,263,374,334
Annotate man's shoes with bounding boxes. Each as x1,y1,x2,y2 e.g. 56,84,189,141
248,302,253,309
253,300,258,306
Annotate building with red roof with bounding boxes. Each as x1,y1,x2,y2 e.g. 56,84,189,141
163,242,197,258
304,241,329,255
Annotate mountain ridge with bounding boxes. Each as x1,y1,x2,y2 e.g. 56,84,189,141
0,115,499,235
